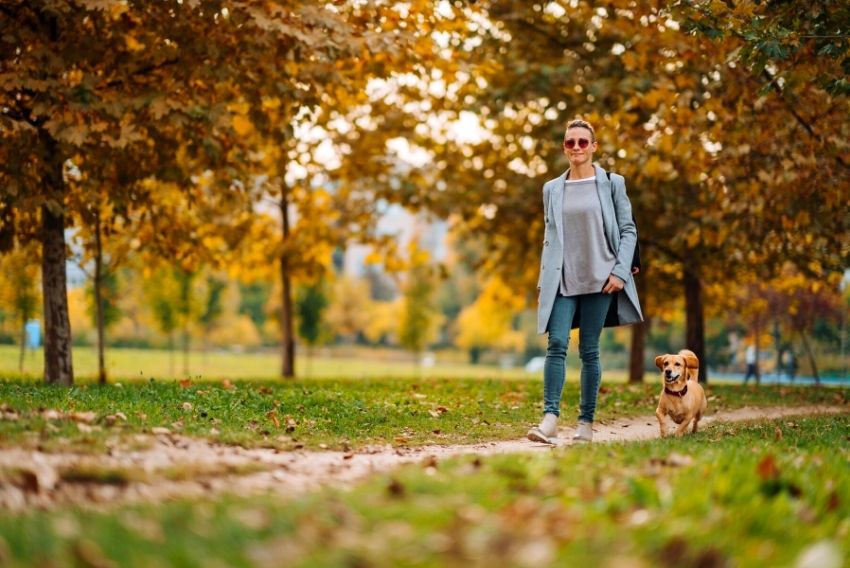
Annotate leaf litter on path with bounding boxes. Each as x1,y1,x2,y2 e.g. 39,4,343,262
0,405,845,511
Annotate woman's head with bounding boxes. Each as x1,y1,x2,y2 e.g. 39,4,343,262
563,118,597,169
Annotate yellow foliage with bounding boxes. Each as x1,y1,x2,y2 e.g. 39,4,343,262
208,314,261,349
456,277,524,352
68,288,93,341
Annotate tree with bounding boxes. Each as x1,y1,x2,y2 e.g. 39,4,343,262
398,243,442,363
0,1,431,385
295,279,329,376
455,277,525,364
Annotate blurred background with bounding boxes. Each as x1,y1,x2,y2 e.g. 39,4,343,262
1,0,847,384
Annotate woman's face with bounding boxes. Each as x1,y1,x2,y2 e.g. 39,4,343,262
563,127,597,169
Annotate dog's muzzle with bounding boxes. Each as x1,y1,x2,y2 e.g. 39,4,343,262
664,370,680,383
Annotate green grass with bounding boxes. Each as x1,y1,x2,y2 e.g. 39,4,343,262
0,344,541,381
1,376,846,452
1,414,847,567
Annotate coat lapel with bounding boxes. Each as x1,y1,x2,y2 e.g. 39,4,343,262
551,171,567,245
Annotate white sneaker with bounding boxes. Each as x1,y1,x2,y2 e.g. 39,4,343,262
527,413,558,444
572,420,593,442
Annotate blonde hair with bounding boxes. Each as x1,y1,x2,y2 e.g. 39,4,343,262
564,119,596,142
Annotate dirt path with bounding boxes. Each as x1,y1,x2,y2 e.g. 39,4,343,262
1,405,846,511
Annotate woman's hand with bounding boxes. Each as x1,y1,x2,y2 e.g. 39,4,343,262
602,274,625,294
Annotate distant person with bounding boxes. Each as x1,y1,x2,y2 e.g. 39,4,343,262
743,343,758,384
784,350,798,382
527,118,643,445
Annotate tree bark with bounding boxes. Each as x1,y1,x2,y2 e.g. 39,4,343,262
94,210,107,384
628,273,648,383
280,186,295,378
41,135,74,386
18,313,26,373
628,320,647,383
683,270,707,383
42,202,74,385
799,331,820,385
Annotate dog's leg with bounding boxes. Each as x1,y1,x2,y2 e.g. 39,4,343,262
656,408,667,437
692,411,702,433
675,419,690,437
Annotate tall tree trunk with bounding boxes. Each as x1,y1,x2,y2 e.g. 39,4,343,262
629,320,647,383
753,315,762,386
168,332,175,378
94,210,107,384
182,322,190,377
799,331,820,385
280,188,295,379
683,270,707,383
628,273,648,383
40,135,74,386
18,313,26,373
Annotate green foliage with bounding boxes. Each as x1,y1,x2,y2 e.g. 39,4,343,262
295,280,329,348
399,254,441,357
238,281,271,337
85,270,121,330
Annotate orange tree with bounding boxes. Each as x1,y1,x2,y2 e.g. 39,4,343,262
0,1,435,384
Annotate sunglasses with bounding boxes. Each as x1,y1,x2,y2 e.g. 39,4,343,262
564,138,591,149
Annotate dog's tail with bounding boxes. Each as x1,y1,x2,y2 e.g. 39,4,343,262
678,349,700,381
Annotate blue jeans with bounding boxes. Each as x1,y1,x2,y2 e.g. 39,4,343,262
543,292,613,422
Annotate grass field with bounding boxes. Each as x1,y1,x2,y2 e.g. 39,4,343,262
1,414,847,567
1,376,846,451
0,345,542,382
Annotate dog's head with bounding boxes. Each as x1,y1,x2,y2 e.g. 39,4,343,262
655,350,700,386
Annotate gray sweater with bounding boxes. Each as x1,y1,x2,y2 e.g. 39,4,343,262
559,176,616,296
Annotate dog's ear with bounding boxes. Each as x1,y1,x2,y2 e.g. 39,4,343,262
655,355,665,370
683,354,699,369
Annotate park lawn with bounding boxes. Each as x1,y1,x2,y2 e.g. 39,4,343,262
0,414,848,567
0,344,537,381
0,376,847,452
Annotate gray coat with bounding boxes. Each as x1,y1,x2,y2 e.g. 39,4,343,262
536,164,644,334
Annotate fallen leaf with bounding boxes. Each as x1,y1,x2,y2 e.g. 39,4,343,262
179,378,192,388
258,386,273,395
266,410,281,428
41,409,62,420
757,455,779,480
222,379,236,390
387,479,405,498
774,427,783,441
151,427,171,435
181,402,193,412
71,411,97,424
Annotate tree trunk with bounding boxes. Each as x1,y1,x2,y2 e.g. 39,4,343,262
628,320,647,383
94,210,108,384
182,322,190,377
683,270,707,383
40,137,74,386
799,331,820,385
753,315,762,386
18,313,26,373
169,331,175,378
628,272,648,383
280,188,295,379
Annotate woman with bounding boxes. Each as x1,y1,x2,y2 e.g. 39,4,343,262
527,119,643,444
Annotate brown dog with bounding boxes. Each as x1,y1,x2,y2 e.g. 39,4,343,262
654,349,707,437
